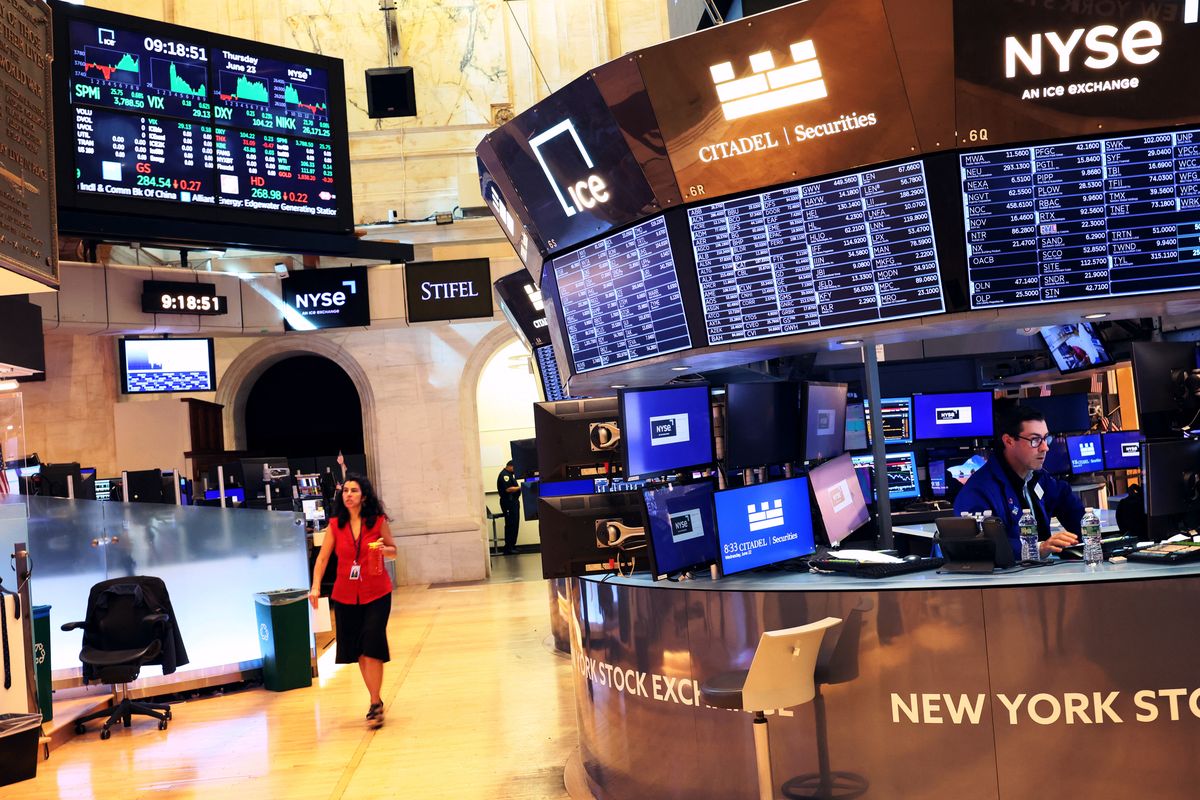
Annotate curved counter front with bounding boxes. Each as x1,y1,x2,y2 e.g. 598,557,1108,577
568,561,1200,800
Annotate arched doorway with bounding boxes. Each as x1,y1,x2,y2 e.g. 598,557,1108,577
244,355,364,459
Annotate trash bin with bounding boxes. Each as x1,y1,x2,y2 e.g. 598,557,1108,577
253,589,313,692
31,605,52,722
0,713,42,787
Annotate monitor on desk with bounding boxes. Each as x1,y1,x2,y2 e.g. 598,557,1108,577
864,397,913,445
1042,436,1072,476
534,397,621,481
713,477,814,576
913,392,994,440
1142,439,1200,539
724,382,799,469
642,481,718,579
538,491,647,579
619,385,714,479
1021,394,1092,434
800,382,848,461
1066,434,1104,474
808,453,870,546
844,402,867,451
929,460,947,497
851,451,921,501
1102,431,1141,471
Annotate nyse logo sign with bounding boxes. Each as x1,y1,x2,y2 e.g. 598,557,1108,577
295,280,357,310
669,509,705,543
649,413,691,446
936,406,973,425
829,479,853,514
1005,22,1163,78
529,120,610,218
710,40,826,121
1121,442,1141,458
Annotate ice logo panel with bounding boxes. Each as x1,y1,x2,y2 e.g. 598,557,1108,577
748,499,784,532
528,120,610,218
710,40,826,121
649,413,691,446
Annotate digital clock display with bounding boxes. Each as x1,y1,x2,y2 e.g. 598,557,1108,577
142,280,228,315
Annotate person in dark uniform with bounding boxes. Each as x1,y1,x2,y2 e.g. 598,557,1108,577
497,460,522,555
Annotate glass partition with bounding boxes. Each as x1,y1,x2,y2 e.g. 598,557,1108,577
24,496,309,676
0,392,28,589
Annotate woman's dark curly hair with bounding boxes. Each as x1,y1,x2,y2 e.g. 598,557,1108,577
332,473,390,529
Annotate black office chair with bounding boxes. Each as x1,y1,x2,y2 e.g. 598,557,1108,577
61,576,186,740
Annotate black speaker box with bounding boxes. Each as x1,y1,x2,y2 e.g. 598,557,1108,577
365,67,417,118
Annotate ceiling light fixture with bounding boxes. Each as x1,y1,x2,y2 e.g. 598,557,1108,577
0,380,19,392
1083,312,1109,320
670,366,690,372
838,339,863,347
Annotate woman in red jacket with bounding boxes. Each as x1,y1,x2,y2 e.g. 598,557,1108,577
310,474,397,728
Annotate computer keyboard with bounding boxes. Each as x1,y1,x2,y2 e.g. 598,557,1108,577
809,557,946,578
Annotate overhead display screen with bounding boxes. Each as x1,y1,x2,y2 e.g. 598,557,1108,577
636,0,920,200
546,215,692,374
689,160,943,344
56,4,351,233
534,345,571,402
954,0,1200,148
962,129,1200,308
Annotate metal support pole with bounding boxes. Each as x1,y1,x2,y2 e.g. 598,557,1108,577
863,345,893,548
217,465,227,509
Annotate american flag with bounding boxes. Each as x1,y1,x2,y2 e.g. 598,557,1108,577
0,445,8,496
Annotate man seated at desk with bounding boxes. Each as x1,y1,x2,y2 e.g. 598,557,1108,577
954,405,1083,559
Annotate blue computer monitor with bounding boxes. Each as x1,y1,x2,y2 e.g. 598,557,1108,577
913,392,994,440
1102,431,1141,471
844,402,867,451
538,478,598,498
642,481,718,579
1066,434,1104,474
850,451,921,501
203,488,245,504
1042,437,1072,476
713,477,815,575
864,397,913,445
619,385,714,478
929,460,947,497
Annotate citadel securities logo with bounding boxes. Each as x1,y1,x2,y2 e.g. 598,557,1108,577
710,40,827,122
1080,441,1097,457
649,413,691,446
748,499,785,532
696,37,879,165
529,120,610,218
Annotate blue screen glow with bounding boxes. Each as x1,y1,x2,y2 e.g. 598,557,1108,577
1067,434,1104,474
620,386,714,478
1102,431,1141,471
714,477,814,575
913,392,994,440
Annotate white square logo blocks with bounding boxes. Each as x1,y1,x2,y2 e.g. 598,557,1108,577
709,39,827,122
1079,441,1097,457
747,499,785,532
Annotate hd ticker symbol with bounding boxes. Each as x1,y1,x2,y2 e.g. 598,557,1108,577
710,40,827,122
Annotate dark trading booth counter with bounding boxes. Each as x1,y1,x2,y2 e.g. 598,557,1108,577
569,562,1200,800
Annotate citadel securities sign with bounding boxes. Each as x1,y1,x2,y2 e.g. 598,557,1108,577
634,0,920,201
955,0,1200,147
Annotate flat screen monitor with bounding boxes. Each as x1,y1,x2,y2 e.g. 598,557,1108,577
94,478,114,502
1131,341,1199,438
961,130,1200,310
1066,434,1104,474
510,438,538,479
533,344,571,402
688,160,945,346
844,402,867,451
1142,439,1200,538
533,397,621,481
929,460,947,497
713,477,815,575
619,385,714,479
18,465,40,478
851,451,921,501
808,453,870,546
537,491,647,580
538,478,597,498
126,469,164,503
40,462,82,498
1042,437,1072,476
724,382,800,469
541,215,693,374
202,487,246,504
1102,431,1142,471
119,338,215,394
800,382,848,462
1021,394,1092,434
642,481,718,579
53,3,354,240
913,392,994,440
1040,323,1115,374
864,397,913,445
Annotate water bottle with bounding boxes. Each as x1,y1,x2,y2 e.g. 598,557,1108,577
1082,508,1103,567
1019,510,1039,562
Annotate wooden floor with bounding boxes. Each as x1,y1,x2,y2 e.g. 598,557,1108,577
8,555,578,800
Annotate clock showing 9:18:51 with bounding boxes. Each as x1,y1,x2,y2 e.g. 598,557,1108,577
141,280,229,316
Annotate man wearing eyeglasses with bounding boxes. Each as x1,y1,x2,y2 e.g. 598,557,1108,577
953,405,1084,559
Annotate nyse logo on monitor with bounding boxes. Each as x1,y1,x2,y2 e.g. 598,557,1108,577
709,40,827,122
816,409,836,436
1080,441,1097,457
935,406,973,425
829,479,853,514
649,413,691,446
528,120,610,218
1121,442,1140,458
747,499,785,532
669,509,705,543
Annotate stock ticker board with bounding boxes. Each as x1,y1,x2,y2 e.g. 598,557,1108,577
688,160,945,345
962,129,1200,307
66,16,340,222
